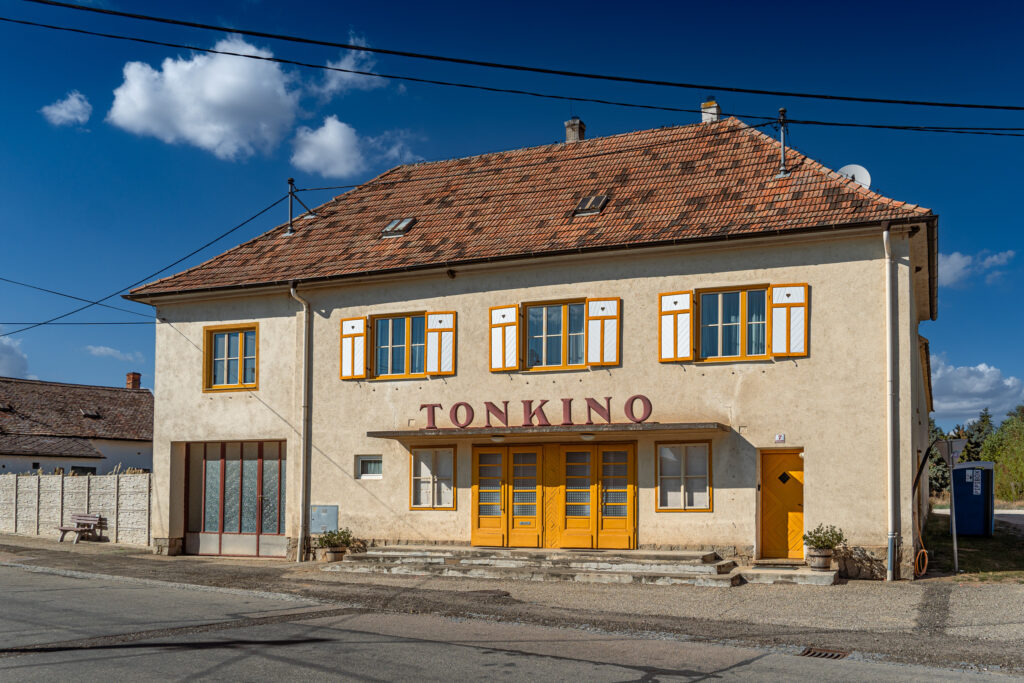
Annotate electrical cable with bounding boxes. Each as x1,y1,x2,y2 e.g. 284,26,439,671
4,14,1022,141
0,195,287,338
0,277,153,318
22,0,1024,112
0,321,153,325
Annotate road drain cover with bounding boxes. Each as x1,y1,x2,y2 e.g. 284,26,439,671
799,647,849,660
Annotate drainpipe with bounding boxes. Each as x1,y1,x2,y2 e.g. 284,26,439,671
883,226,898,581
290,282,312,562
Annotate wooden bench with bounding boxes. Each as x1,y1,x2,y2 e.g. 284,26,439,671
56,513,103,543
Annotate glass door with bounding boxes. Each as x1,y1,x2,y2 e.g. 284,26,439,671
508,447,542,547
597,445,635,549
559,447,597,548
471,447,507,546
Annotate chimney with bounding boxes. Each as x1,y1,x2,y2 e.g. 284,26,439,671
126,372,141,390
701,97,721,124
564,116,585,143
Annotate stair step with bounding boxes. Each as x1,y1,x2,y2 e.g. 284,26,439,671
344,553,733,574
324,560,741,587
356,546,718,563
739,566,838,586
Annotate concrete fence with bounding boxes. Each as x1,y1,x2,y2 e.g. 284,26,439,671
0,473,151,546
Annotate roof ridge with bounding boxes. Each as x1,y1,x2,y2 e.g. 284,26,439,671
0,376,150,392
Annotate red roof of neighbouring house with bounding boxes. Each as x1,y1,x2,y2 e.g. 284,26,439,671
128,117,933,299
0,377,152,460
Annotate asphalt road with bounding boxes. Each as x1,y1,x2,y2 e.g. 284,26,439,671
0,565,1006,682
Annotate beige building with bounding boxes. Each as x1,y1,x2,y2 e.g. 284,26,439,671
129,107,937,579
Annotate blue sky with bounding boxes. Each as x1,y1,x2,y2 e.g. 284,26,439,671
0,0,1021,429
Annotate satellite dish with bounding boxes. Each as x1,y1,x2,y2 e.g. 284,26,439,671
838,164,871,189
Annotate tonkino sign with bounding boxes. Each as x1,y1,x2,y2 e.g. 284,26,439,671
419,395,653,430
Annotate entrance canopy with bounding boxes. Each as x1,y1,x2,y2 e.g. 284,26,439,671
368,421,728,441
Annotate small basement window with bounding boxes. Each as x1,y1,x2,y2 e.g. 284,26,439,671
573,195,608,216
356,455,383,479
383,217,416,237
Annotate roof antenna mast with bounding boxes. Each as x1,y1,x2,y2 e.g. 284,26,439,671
286,177,296,236
776,108,790,178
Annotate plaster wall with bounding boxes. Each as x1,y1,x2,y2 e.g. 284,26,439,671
149,228,931,562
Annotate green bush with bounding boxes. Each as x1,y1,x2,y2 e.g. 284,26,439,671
982,416,1024,502
803,524,847,550
315,527,354,548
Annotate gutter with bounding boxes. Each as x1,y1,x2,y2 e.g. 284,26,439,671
883,225,898,581
289,282,312,563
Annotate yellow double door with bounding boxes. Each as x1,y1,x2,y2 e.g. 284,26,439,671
471,443,636,549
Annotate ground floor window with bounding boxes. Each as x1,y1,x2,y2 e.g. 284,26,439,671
186,441,286,555
656,442,711,511
410,447,455,509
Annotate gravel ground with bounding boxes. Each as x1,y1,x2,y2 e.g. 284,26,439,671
2,534,1023,674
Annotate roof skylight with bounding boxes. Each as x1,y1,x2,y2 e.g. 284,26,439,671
80,408,102,419
383,217,416,237
573,195,608,216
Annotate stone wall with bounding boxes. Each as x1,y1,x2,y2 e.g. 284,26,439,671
0,473,151,546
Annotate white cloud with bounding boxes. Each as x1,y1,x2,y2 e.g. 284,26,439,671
0,331,30,378
291,116,366,178
938,250,1015,287
315,35,386,97
40,90,92,127
86,345,143,364
366,130,422,165
931,354,1024,426
107,36,298,161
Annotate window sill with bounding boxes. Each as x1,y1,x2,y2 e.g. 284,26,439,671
523,365,589,374
203,384,258,393
655,507,714,513
369,374,430,382
696,356,771,364
409,506,457,511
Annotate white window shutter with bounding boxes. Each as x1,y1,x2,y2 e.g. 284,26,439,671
769,284,809,357
426,312,456,376
659,291,693,362
340,317,367,379
585,298,621,366
489,306,519,371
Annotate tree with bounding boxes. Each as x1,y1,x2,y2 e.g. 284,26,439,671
980,416,1024,502
1007,404,1024,423
927,417,950,493
960,407,995,463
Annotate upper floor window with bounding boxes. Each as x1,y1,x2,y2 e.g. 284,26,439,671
204,325,258,391
699,289,767,360
375,314,426,377
526,302,585,369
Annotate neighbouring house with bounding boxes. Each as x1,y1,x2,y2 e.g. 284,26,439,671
127,103,936,578
0,373,153,475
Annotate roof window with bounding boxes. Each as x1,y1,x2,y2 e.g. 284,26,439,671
0,402,12,412
80,408,102,419
573,195,608,216
383,217,416,237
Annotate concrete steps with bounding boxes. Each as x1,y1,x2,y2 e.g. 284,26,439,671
323,545,741,586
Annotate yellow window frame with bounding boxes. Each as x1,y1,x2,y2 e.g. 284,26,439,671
371,313,427,379
202,323,259,393
696,286,769,362
522,300,587,371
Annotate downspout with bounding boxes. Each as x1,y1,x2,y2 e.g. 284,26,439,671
883,226,898,581
290,282,312,562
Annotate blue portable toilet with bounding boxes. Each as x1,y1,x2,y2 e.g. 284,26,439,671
952,462,995,536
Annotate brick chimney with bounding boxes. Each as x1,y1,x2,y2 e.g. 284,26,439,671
701,97,721,123
126,372,141,390
565,116,585,143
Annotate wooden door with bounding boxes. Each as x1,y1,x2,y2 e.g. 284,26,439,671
597,445,635,549
471,447,507,546
761,450,804,559
508,447,542,547
559,446,597,548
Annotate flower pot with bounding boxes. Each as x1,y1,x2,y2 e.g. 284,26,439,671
315,546,348,562
806,548,833,572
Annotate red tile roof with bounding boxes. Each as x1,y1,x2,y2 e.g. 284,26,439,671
0,377,152,446
129,118,933,298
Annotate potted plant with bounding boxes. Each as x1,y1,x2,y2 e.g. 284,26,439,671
803,524,846,572
314,527,354,562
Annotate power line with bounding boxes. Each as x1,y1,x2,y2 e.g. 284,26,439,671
0,277,153,317
0,195,287,338
0,321,153,325
22,0,1024,112
4,14,1023,142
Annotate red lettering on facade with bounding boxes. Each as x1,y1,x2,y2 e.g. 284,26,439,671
420,403,442,429
585,397,613,425
484,401,509,428
560,398,573,426
521,400,551,427
624,394,653,423
450,402,475,428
